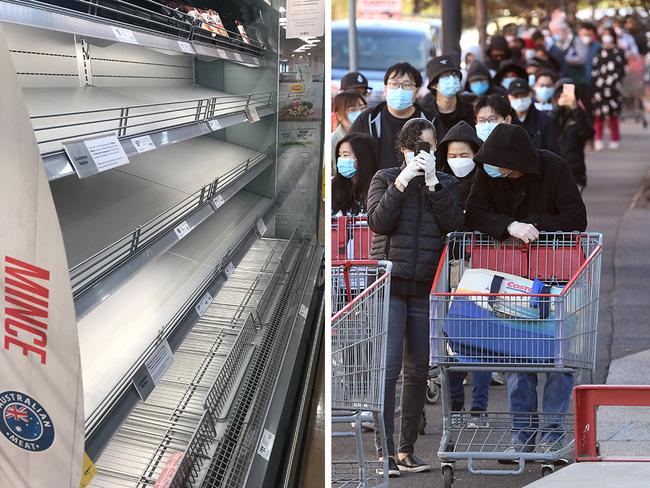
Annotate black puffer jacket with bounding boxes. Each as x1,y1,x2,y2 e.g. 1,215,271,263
550,106,595,187
367,168,464,295
466,124,587,240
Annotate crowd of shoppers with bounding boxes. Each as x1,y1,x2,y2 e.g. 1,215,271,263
332,8,647,477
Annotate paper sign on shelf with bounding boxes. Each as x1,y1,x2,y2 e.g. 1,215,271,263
217,49,227,58
112,26,138,44
224,262,236,278
79,452,97,488
257,429,276,461
299,304,309,319
174,221,192,239
213,194,225,208
286,0,324,38
145,341,174,386
153,452,184,488
209,119,222,131
195,291,213,317
64,133,131,178
178,40,195,54
245,105,261,123
234,53,243,61
131,135,156,153
256,218,267,236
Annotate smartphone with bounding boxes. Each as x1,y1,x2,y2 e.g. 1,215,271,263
563,83,575,97
413,140,431,154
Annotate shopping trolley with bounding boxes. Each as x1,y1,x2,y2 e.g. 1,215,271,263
332,215,373,260
429,232,603,487
332,260,392,488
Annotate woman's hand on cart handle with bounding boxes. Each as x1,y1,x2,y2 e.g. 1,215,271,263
507,221,539,244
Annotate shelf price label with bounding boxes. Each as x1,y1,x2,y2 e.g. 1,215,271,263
233,53,243,62
195,291,213,317
174,221,192,239
224,262,236,279
217,49,227,59
245,105,261,123
299,304,309,319
145,341,174,386
64,134,130,178
208,119,222,131
112,26,139,44
178,40,195,54
256,218,267,236
212,194,225,209
257,429,276,461
130,135,156,153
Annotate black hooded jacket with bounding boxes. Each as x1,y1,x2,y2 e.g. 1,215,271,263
366,168,464,295
436,120,483,203
350,101,444,170
513,104,561,155
419,92,475,133
464,60,507,98
466,124,587,240
550,106,595,187
485,36,510,72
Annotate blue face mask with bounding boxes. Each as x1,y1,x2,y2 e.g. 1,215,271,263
386,88,414,111
510,96,532,113
501,77,517,89
528,73,536,86
437,74,461,97
337,157,357,178
535,86,554,103
470,80,490,95
483,163,506,178
476,121,498,142
347,110,362,124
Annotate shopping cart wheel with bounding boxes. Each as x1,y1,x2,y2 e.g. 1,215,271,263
426,381,440,404
442,464,454,487
541,464,554,477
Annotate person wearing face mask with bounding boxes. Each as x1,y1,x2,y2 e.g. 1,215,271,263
485,35,511,75
591,27,626,151
464,60,507,101
574,22,601,117
366,119,464,477
533,69,559,114
332,133,378,215
550,78,595,191
350,62,443,170
420,55,476,133
474,94,513,142
465,123,587,459
493,59,528,92
507,78,560,154
531,29,567,77
332,92,368,167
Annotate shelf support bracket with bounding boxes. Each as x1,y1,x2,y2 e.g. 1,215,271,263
74,35,93,87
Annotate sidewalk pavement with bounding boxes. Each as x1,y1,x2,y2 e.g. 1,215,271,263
331,121,650,488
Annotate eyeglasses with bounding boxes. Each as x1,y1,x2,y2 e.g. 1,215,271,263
386,80,417,91
476,116,503,124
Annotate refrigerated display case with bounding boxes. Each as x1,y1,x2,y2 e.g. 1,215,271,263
0,0,324,486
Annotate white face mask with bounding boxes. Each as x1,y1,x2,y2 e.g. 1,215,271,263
447,157,476,178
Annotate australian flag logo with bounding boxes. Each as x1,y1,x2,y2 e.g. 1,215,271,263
0,391,55,452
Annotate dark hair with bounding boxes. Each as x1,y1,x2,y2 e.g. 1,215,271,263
602,27,618,44
512,37,525,48
579,22,597,34
531,30,545,42
332,133,378,214
395,118,437,160
473,94,512,119
535,68,558,83
332,92,367,120
383,62,423,88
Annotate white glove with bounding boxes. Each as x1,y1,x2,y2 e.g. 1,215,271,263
395,160,423,188
414,151,439,188
507,221,539,243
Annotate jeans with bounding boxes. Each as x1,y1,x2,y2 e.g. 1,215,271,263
374,293,429,457
449,370,492,411
507,372,573,447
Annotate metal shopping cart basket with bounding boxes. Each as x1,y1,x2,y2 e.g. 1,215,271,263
429,232,603,487
332,260,392,488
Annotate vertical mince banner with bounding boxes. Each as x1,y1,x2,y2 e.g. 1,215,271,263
0,26,85,488
286,0,324,39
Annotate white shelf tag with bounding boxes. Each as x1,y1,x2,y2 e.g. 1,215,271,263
130,135,156,153
208,119,222,131
256,218,267,236
145,341,173,386
217,49,227,58
245,105,261,123
65,134,130,177
257,429,276,461
178,41,195,54
224,262,235,278
195,291,213,317
299,304,309,319
234,53,243,62
112,26,138,44
213,194,225,209
174,221,191,239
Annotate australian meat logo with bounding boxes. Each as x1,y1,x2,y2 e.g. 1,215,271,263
0,391,55,452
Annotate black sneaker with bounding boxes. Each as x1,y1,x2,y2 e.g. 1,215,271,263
396,453,432,473
378,456,400,478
